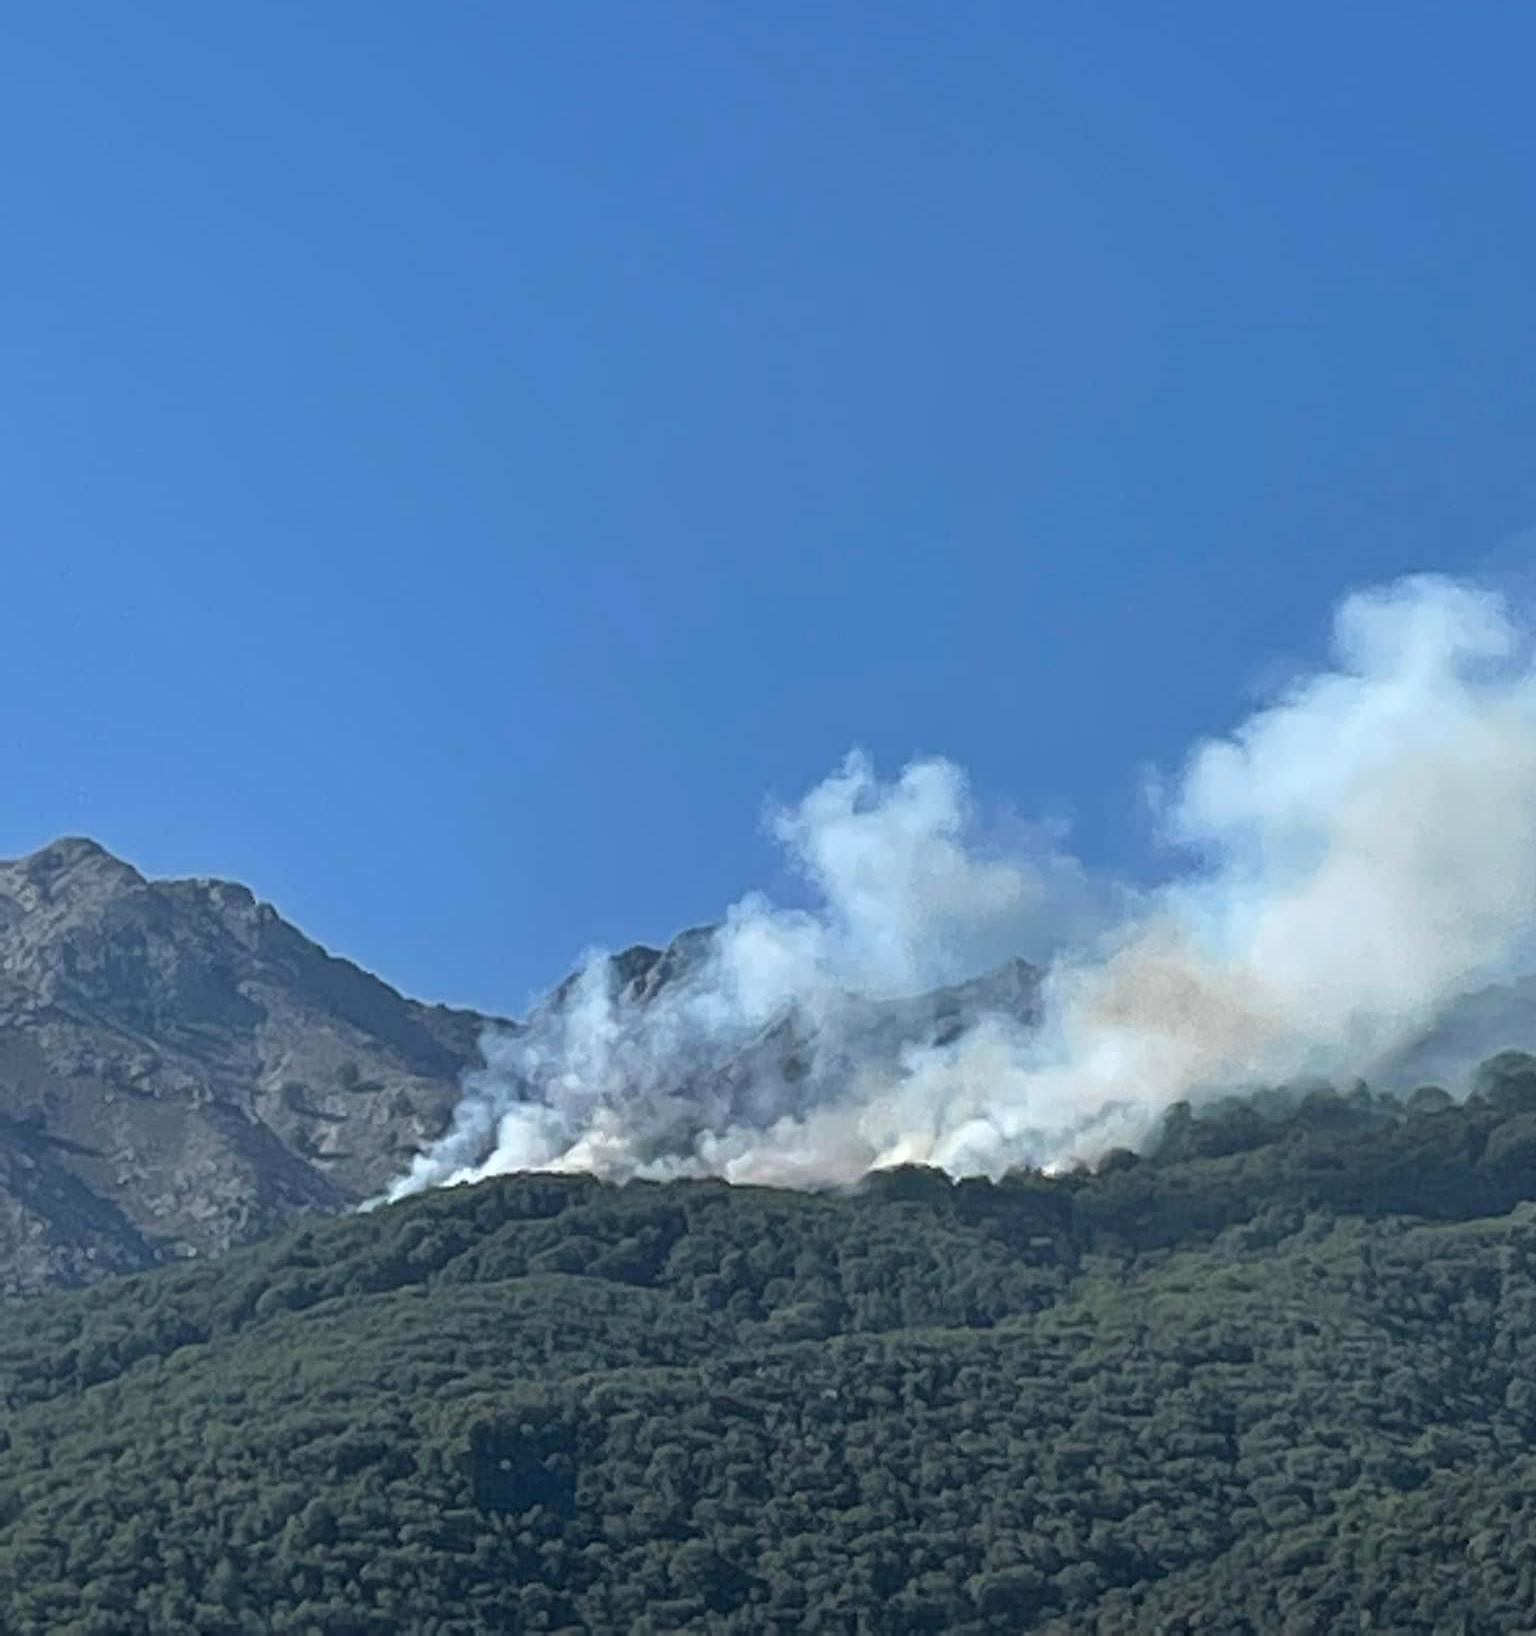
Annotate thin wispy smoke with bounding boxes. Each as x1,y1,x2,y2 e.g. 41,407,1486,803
388,573,1536,1200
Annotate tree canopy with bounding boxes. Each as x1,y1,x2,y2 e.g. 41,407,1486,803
6,1058,1536,1631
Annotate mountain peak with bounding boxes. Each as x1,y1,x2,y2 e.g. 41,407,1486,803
0,838,146,912
0,841,501,1296
10,835,139,876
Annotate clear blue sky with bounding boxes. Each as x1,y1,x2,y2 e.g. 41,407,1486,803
3,3,1533,1014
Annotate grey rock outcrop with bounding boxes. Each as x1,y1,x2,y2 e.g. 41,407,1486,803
0,838,501,1295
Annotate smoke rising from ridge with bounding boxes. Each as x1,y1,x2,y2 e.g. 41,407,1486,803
389,573,1536,1199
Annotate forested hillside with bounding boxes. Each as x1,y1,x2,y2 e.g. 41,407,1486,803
7,1057,1536,1632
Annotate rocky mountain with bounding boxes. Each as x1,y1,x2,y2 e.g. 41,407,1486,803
0,838,504,1296
0,840,1051,1296
6,834,1534,1301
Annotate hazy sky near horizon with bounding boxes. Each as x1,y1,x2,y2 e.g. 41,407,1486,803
3,4,1534,1014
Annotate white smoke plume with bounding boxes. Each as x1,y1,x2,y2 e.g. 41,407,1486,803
388,573,1536,1199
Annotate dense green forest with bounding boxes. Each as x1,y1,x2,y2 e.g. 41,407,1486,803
8,1056,1536,1632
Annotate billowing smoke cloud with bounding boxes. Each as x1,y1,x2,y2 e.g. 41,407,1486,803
388,573,1536,1199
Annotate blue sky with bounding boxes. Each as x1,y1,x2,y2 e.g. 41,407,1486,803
3,3,1533,1014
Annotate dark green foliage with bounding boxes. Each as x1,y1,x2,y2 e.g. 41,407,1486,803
7,1063,1536,1630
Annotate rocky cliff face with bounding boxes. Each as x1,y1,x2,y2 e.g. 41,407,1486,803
0,838,501,1295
